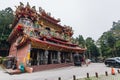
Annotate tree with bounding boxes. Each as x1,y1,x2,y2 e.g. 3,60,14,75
0,7,14,49
115,40,120,56
85,37,100,60
106,32,116,57
97,20,120,58
75,35,85,48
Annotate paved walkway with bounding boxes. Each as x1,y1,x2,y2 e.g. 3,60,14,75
0,63,119,80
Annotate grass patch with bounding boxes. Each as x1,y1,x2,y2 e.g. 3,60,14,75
77,77,100,80
77,74,120,80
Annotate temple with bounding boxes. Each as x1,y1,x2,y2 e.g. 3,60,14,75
8,3,86,72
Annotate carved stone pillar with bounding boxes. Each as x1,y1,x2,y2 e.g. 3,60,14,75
37,50,40,66
57,51,61,63
70,52,73,62
44,50,49,64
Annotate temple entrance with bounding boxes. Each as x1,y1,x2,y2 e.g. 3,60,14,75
30,49,74,66
61,52,65,63
30,49,45,66
30,49,37,66
38,49,44,65
60,52,72,63
48,51,52,64
48,50,58,64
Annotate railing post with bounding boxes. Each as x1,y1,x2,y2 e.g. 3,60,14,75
87,73,89,78
73,75,76,80
95,72,98,78
117,69,120,73
58,77,61,80
105,71,108,76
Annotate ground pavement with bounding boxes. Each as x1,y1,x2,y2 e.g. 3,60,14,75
0,63,119,80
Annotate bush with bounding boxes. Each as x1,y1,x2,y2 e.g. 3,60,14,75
0,58,2,64
1,57,7,64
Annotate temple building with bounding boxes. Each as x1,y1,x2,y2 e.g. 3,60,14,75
8,3,86,72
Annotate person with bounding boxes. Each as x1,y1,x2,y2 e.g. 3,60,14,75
81,57,86,65
86,59,91,66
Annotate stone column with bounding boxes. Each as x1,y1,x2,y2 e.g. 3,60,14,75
50,52,53,64
70,52,73,62
57,51,61,63
44,50,49,64
37,50,40,66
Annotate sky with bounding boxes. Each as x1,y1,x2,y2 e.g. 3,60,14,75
0,0,120,41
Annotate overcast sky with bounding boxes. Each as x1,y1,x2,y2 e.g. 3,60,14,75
0,0,120,41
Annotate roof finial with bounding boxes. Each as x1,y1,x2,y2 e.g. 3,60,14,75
27,2,30,8
20,2,24,7
32,6,36,11
39,7,43,12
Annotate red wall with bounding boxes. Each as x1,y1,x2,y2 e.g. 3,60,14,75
17,44,29,67
9,42,30,68
9,43,17,57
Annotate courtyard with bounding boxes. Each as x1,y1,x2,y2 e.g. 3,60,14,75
0,63,118,80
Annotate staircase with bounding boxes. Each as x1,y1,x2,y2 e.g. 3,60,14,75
32,63,74,72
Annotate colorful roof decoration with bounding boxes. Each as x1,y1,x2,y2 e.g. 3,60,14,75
8,2,86,53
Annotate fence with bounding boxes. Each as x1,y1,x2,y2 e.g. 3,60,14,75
55,69,120,80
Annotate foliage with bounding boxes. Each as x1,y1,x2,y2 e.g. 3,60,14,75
75,35,100,60
85,37,100,59
97,21,120,58
75,35,85,48
0,57,7,64
0,7,14,49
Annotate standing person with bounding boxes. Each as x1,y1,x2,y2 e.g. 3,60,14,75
80,55,86,66
80,56,83,66
81,57,86,65
86,59,91,66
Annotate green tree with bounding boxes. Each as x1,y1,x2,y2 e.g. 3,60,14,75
85,37,100,60
115,40,120,56
75,35,85,48
0,7,14,49
106,32,116,57
97,20,120,58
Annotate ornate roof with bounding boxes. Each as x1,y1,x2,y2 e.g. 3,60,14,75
12,2,73,36
8,3,86,53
